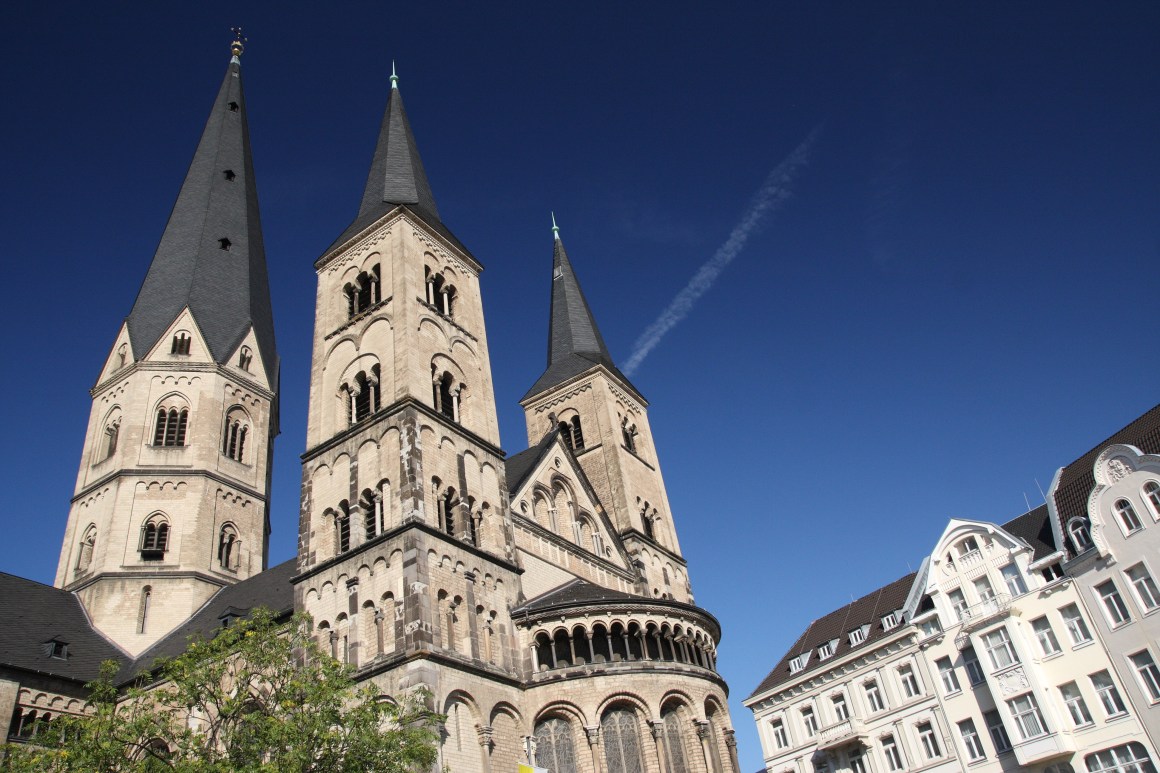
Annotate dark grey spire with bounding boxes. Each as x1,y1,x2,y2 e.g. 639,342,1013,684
125,40,278,389
327,71,471,257
522,223,641,401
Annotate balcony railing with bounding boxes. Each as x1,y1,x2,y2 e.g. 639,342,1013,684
816,718,866,750
959,593,1012,630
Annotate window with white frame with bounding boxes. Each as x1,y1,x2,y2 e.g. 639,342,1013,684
789,653,809,673
818,639,836,660
832,693,849,721
849,749,868,773
881,611,900,630
957,719,985,761
983,627,1019,669
1114,498,1143,534
974,575,996,603
917,721,941,759
1096,580,1133,627
864,679,886,712
949,588,969,621
1001,563,1028,596
801,706,818,737
1041,562,1065,582
1060,681,1094,727
898,664,920,698
962,646,986,685
1125,563,1160,612
1084,742,1154,773
918,615,942,637
1007,693,1047,740
936,657,961,694
881,735,904,771
957,536,981,557
769,718,788,749
1091,670,1128,717
1144,481,1160,518
848,624,869,646
1129,650,1160,703
1031,615,1062,656
1060,603,1094,645
984,709,1011,753
1069,518,1092,552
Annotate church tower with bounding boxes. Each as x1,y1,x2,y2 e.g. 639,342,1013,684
519,223,691,602
56,38,279,656
294,69,520,705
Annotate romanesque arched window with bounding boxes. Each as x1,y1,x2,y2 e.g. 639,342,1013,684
171,331,191,355
335,502,351,553
237,345,253,371
115,343,128,370
424,267,456,318
602,707,644,773
140,516,169,559
1069,518,1092,553
349,366,381,424
621,416,637,453
218,524,238,570
361,488,378,541
440,489,458,537
559,415,584,451
535,717,577,773
661,706,690,773
1115,499,1143,533
345,264,381,318
222,407,250,462
138,585,152,633
154,404,189,447
433,370,460,422
76,524,96,573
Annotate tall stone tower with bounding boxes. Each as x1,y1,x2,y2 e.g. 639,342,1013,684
293,69,520,710
519,226,690,603
56,38,279,656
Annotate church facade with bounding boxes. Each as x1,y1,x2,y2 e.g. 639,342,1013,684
0,40,739,773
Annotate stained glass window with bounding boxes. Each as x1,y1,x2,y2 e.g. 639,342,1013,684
535,717,576,773
602,708,643,773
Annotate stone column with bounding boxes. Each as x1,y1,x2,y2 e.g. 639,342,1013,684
724,729,740,773
585,726,603,773
476,725,494,773
694,720,712,772
648,720,668,773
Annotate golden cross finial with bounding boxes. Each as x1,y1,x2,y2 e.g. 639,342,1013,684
230,27,246,59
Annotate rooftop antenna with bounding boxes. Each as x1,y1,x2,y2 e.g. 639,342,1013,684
390,61,399,89
1034,478,1046,502
1023,492,1032,512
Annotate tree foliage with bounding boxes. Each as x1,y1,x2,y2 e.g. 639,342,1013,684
4,609,441,772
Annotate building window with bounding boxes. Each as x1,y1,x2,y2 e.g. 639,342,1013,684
848,625,869,646
346,264,382,318
1084,742,1154,773
832,694,849,721
1125,563,1160,612
881,735,904,771
559,415,585,451
1115,499,1143,534
171,331,191,355
818,640,835,660
864,679,886,712
154,406,189,446
1060,681,1094,727
973,575,996,603
76,525,96,573
949,588,969,621
1001,563,1028,596
139,517,169,559
769,718,788,750
984,709,1011,753
881,611,899,630
1144,481,1160,517
1060,603,1094,645
1041,562,1065,582
1129,650,1160,703
138,585,152,633
962,646,985,685
958,719,985,761
1091,670,1128,717
601,707,643,773
1069,518,1093,552
898,664,920,698
937,657,961,694
801,706,818,737
348,367,382,424
1008,693,1047,739
849,750,868,773
621,417,637,453
983,627,1019,670
1096,580,1133,627
217,524,238,570
334,503,351,554
534,716,577,773
789,653,809,674
237,345,252,371
1031,616,1062,656
222,409,249,462
917,721,940,759
432,370,460,423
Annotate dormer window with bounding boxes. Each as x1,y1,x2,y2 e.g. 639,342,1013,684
881,611,900,630
42,639,68,660
848,624,869,646
171,331,191,355
223,169,236,181
817,639,837,660
788,652,810,673
218,237,232,251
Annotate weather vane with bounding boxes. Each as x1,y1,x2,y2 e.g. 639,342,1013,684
230,27,246,59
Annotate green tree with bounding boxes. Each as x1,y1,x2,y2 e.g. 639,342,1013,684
4,609,441,772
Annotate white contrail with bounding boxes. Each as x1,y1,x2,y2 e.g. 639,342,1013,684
622,127,821,376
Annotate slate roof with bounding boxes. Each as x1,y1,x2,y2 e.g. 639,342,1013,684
1051,403,1160,553
747,573,917,699
504,429,560,494
0,572,129,682
125,53,278,389
325,83,472,260
522,235,642,402
513,578,643,614
1002,504,1056,561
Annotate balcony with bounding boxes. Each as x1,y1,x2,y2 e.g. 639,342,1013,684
959,593,1013,631
816,718,866,751
1013,731,1074,767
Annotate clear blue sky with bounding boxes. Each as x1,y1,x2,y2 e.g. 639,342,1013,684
1,3,1157,769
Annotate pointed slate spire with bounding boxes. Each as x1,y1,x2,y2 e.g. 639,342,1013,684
327,67,471,256
522,217,641,401
125,37,278,387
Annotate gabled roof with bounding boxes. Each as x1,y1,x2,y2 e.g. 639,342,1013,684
325,81,472,260
1001,504,1056,561
1051,403,1160,551
0,572,129,682
513,578,643,614
125,50,278,388
504,429,560,494
747,573,916,700
522,234,641,402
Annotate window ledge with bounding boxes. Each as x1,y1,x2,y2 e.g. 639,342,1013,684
1104,712,1132,724
1071,640,1095,651
1038,651,1064,662
967,757,989,767
943,689,963,699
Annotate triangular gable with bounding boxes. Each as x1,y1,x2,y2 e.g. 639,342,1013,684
95,322,134,386
225,327,271,391
142,308,214,366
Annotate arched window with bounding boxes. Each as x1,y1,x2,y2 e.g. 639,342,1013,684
602,707,644,773
345,265,381,318
641,504,656,541
335,502,351,553
76,524,96,573
440,489,457,537
361,489,378,541
535,717,577,773
1115,499,1143,533
154,405,189,447
1145,481,1160,517
349,366,381,423
661,706,690,773
433,370,459,422
1069,518,1092,553
218,524,238,570
140,516,169,559
559,415,585,451
621,417,637,453
222,408,249,462
138,586,152,633
101,416,120,460
115,343,128,370
1085,742,1153,772
237,346,253,371
171,331,191,355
